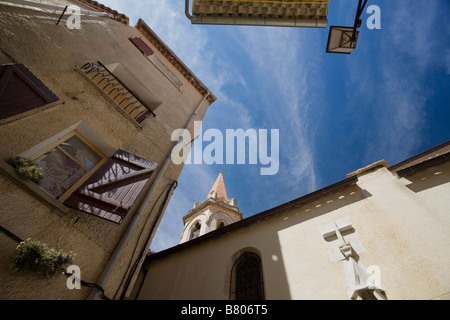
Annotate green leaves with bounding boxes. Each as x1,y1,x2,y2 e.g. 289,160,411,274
6,157,44,184
15,239,75,276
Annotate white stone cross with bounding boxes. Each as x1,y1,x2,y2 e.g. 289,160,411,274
319,217,365,262
319,217,386,299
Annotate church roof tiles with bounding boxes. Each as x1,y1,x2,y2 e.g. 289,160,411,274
207,170,228,201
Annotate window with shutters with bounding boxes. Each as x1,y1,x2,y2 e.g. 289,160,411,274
129,37,155,56
78,61,155,127
21,128,157,224
63,149,157,224
230,252,265,300
0,63,59,120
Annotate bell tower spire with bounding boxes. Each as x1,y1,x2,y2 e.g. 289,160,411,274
206,169,228,201
180,170,242,243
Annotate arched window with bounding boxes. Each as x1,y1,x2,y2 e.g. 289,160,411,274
189,222,201,240
230,252,264,300
217,221,226,229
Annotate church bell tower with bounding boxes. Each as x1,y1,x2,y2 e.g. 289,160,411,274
180,170,242,243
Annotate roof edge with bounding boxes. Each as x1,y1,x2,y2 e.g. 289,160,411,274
147,176,358,262
135,19,217,104
389,140,450,172
76,0,129,25
396,152,450,178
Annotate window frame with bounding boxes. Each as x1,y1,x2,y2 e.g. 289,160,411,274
27,130,107,203
229,252,265,300
77,61,155,129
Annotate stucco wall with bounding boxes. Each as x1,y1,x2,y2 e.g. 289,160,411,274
138,162,450,300
0,0,212,299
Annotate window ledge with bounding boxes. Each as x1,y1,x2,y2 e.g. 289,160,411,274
0,159,70,216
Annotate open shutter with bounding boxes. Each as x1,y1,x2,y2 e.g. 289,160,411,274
129,37,155,56
64,150,158,224
0,63,59,120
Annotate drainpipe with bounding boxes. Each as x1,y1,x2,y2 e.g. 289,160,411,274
0,0,115,19
88,92,211,300
185,0,193,20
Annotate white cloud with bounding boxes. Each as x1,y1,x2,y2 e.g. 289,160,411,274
346,1,442,165
236,27,320,193
388,2,440,72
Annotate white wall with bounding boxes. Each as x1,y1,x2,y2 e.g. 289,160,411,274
139,162,450,300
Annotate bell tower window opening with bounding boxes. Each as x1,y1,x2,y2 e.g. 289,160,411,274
190,222,201,240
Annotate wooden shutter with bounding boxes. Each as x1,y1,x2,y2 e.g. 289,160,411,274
129,37,155,56
64,150,158,224
0,63,59,120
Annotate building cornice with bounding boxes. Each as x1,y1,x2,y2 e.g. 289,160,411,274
389,140,450,173
76,2,216,104
77,0,130,25
135,19,217,104
396,152,450,178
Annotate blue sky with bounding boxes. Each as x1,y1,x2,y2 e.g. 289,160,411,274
100,0,450,251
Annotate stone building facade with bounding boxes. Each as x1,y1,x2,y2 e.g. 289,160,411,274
0,0,215,299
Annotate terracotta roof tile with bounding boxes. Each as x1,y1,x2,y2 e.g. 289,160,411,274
207,171,228,201
77,0,130,25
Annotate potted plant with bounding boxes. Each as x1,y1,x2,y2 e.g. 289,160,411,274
15,239,75,276
6,157,44,184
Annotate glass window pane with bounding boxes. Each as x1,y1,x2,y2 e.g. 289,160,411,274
234,253,264,300
59,136,101,170
35,148,86,198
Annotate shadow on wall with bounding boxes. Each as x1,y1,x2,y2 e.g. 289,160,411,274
402,162,450,194
245,183,373,299
136,184,373,300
